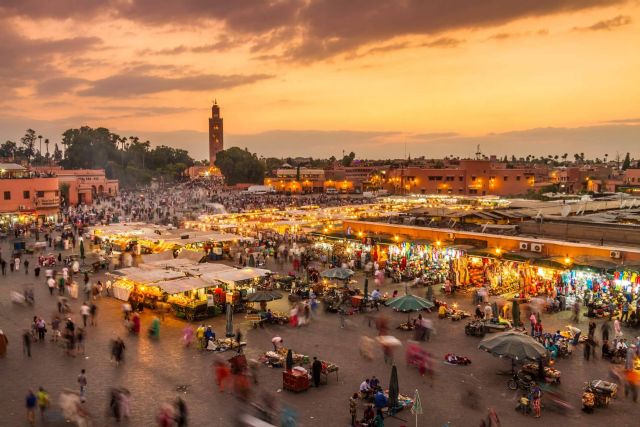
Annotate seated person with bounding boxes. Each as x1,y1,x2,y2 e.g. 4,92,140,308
371,289,381,301
362,404,375,424
369,376,380,391
552,330,563,343
264,309,273,322
373,390,388,410
475,305,484,320
546,342,559,359
359,378,373,398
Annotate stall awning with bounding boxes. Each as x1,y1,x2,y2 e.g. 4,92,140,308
206,267,271,284
179,263,236,276
141,258,196,269
572,256,620,273
111,267,185,283
532,257,567,270
142,251,175,264
155,277,210,294
177,250,206,262
466,248,498,258
502,251,543,262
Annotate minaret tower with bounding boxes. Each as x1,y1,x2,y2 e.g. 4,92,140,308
209,100,223,165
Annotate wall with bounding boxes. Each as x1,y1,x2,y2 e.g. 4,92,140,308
0,177,59,217
518,220,640,247
342,220,640,264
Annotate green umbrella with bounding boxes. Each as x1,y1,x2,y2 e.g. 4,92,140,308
479,331,549,361
512,300,520,327
386,294,435,324
388,364,399,414
320,267,354,280
410,389,423,426
386,294,434,312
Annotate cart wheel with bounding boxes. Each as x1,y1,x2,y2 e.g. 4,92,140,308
507,380,518,390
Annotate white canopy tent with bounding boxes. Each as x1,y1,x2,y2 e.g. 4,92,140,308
154,277,210,295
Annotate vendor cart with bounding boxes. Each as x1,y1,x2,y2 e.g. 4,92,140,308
171,301,221,321
584,380,617,408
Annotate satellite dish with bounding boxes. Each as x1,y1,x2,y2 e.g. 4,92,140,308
561,205,571,217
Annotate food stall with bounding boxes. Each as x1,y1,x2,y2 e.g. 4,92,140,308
156,276,224,320
109,267,185,301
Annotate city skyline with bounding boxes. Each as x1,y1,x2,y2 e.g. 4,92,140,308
1,1,639,160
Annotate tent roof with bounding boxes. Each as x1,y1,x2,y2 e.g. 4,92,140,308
179,263,236,276
112,267,185,283
155,277,210,294
205,267,271,284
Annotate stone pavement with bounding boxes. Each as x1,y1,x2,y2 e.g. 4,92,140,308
0,241,638,427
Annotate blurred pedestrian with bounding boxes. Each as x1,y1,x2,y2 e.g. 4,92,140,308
77,369,87,402
349,393,358,426
174,397,188,427
26,390,36,426
80,302,90,327
156,402,174,427
312,357,322,387
0,329,8,358
20,329,32,358
36,387,49,418
90,303,98,326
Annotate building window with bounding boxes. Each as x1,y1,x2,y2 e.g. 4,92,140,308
469,189,478,194
36,191,44,197
471,176,476,182
459,176,464,182
445,176,454,181
503,176,508,181
516,176,521,181
23,191,30,199
3,191,10,200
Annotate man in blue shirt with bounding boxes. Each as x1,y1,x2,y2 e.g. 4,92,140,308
26,390,36,426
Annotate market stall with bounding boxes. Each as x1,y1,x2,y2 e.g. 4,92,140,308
109,267,185,301
157,277,224,320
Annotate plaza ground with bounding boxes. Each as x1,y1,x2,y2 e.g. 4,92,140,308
0,242,638,426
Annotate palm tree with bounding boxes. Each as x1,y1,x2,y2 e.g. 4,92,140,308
38,135,43,157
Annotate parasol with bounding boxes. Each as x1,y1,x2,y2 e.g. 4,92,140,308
388,364,399,414
246,290,282,302
320,267,354,280
386,294,435,324
478,331,548,361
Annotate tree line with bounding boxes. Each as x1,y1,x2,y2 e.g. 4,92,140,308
5,127,196,187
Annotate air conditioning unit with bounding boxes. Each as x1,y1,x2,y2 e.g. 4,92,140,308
519,242,529,251
610,250,621,259
531,243,543,253
447,232,455,239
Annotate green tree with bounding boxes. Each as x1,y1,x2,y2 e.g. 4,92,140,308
622,152,631,170
341,151,356,167
214,147,265,185
20,129,37,166
53,143,63,163
0,140,17,160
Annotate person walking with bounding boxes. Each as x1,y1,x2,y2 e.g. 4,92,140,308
80,302,90,327
174,397,188,427
24,258,29,274
36,387,49,418
529,312,537,336
349,393,358,426
22,330,31,358
90,303,98,326
311,357,323,388
26,390,37,426
78,369,87,402
1,258,6,275
47,276,55,296
602,321,611,342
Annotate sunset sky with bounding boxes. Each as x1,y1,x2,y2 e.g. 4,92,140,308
1,0,639,160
